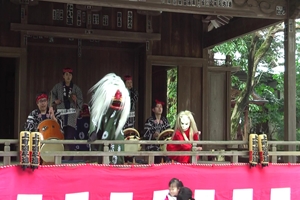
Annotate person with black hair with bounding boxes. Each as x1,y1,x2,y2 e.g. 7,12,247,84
143,99,170,163
177,187,195,200
165,178,183,199
24,92,63,132
165,178,195,200
50,68,83,157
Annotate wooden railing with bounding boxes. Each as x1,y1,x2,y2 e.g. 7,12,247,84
1,139,299,166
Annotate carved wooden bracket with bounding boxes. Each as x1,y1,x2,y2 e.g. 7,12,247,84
75,5,102,12
137,10,162,16
39,0,286,19
286,0,300,19
202,15,233,31
233,0,286,16
10,0,38,6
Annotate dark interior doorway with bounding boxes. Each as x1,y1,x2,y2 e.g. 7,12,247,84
152,65,177,128
152,66,168,118
0,57,16,139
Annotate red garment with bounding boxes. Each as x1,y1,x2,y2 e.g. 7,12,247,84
167,128,199,163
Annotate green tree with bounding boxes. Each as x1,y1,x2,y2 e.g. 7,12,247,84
213,23,285,140
167,68,177,128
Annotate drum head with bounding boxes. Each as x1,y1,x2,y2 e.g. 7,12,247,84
124,135,141,152
123,128,140,138
157,129,174,140
40,139,64,163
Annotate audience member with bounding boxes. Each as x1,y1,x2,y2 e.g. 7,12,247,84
165,178,195,200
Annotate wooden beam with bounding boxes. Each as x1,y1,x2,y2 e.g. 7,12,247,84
39,0,286,20
208,66,240,72
148,55,206,67
203,18,281,48
11,23,161,43
0,47,26,57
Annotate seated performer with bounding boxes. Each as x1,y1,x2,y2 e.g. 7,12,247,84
87,73,130,165
24,92,63,132
167,110,202,163
143,99,171,164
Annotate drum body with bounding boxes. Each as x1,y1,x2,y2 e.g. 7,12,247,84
40,139,64,163
38,119,64,163
123,128,141,152
157,129,174,151
38,119,64,140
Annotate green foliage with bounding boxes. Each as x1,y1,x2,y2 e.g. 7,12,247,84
166,68,177,128
248,83,284,139
231,75,245,90
213,22,300,141
213,37,250,71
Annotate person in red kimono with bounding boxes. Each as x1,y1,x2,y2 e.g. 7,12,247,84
167,110,202,163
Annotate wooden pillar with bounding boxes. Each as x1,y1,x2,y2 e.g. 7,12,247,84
283,7,296,162
17,4,28,138
201,49,209,141
144,14,153,120
225,58,232,141
201,19,209,142
244,107,249,141
17,49,27,137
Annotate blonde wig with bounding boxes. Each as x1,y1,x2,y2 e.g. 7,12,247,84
173,110,198,141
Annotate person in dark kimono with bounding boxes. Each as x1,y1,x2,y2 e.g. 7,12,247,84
143,99,171,164
87,73,130,165
24,92,63,132
123,75,138,129
50,68,83,156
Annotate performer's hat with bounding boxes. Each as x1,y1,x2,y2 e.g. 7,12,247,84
62,67,73,74
152,99,165,108
35,92,48,103
123,75,132,81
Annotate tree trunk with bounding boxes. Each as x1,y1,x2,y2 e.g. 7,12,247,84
230,26,277,140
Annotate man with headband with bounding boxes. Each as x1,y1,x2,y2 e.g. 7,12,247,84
24,92,63,132
49,68,83,157
123,75,138,129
